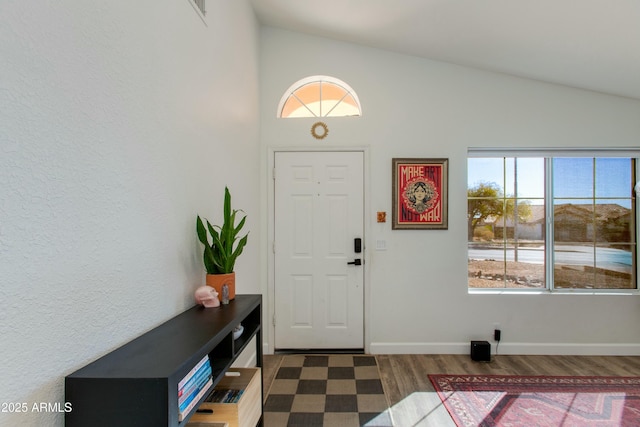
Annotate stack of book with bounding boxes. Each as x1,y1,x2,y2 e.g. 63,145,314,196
177,355,213,422
205,387,244,404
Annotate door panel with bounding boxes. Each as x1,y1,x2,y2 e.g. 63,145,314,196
274,151,364,349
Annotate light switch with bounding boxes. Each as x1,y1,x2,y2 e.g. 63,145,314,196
375,240,387,251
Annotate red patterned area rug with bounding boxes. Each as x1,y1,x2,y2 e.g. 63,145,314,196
429,374,640,427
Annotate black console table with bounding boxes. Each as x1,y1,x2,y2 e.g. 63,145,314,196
65,294,262,427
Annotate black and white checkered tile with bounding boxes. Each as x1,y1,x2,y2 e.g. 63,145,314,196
264,355,393,427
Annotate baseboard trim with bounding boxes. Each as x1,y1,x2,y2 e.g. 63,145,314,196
369,342,640,356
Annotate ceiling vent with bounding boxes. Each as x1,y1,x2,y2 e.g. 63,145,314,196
189,0,207,25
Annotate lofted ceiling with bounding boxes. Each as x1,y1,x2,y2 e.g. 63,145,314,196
250,0,640,100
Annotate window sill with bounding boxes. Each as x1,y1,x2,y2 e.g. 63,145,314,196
469,289,640,296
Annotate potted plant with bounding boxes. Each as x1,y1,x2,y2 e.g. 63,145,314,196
196,186,248,301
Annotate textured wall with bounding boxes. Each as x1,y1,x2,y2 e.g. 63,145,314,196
0,1,260,425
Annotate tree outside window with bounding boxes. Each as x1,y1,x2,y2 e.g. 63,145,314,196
467,155,636,291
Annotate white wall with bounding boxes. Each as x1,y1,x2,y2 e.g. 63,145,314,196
0,1,260,425
259,27,640,356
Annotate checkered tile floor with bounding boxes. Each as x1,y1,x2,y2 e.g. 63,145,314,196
263,355,393,427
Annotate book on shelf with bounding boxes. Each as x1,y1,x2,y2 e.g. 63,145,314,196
178,377,213,422
179,363,212,405
179,367,212,411
205,388,244,404
178,354,210,391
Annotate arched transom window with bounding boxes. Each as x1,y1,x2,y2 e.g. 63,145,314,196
278,75,362,118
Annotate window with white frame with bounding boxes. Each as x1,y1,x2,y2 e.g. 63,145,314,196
467,149,638,291
277,75,362,118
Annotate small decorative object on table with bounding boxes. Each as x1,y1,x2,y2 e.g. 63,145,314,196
221,283,229,305
233,324,244,340
194,286,220,308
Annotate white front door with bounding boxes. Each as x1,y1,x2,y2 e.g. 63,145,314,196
274,151,364,349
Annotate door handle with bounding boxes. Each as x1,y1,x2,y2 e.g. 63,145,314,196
347,259,362,266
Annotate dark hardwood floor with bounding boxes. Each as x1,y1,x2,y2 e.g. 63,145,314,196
263,353,640,426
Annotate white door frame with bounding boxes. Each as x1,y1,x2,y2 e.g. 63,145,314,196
266,146,371,355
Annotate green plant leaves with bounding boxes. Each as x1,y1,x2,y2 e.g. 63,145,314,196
196,216,209,245
195,187,249,274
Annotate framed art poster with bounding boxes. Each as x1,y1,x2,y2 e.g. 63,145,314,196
392,158,448,229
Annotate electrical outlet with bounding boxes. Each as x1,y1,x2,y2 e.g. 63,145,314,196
494,329,501,342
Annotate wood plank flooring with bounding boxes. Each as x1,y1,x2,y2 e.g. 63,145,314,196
263,354,640,426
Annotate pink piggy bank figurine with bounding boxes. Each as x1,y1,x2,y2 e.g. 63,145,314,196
195,286,220,308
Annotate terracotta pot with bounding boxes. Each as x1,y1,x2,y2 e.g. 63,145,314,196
205,273,235,301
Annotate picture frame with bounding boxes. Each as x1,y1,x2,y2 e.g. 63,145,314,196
392,158,448,230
